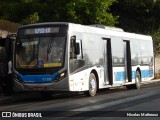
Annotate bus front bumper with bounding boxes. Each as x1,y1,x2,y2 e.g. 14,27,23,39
13,78,68,92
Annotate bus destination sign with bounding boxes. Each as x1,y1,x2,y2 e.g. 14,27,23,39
35,28,51,34
24,27,59,35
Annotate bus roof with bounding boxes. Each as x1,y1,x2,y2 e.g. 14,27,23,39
18,22,152,41
68,23,152,41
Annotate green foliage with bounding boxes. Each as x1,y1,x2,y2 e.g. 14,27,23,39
66,0,118,26
111,0,160,34
22,12,39,24
151,31,160,56
0,0,118,26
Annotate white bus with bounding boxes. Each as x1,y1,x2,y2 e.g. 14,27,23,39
13,22,154,97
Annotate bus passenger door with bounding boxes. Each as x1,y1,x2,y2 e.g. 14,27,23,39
123,40,132,82
102,38,113,85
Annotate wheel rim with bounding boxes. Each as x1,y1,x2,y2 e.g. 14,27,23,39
136,71,140,89
89,74,97,96
90,78,96,92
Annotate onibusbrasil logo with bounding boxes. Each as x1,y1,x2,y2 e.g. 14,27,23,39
1,112,42,118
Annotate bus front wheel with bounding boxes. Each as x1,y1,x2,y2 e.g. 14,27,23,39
84,73,97,97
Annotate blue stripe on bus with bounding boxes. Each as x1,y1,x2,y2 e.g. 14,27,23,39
17,70,153,83
141,70,153,78
115,72,126,81
115,70,153,81
18,72,59,83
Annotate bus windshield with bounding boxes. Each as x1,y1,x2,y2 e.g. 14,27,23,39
15,36,66,68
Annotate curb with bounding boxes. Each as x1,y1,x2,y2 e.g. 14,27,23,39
141,79,160,85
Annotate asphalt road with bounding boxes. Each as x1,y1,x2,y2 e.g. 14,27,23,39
0,79,160,120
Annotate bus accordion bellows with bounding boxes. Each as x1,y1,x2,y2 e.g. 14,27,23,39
13,22,154,97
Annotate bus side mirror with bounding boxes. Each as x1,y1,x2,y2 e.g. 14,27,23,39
75,43,80,55
70,36,80,57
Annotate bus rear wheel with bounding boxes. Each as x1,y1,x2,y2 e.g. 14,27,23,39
84,73,97,97
134,70,141,89
126,70,141,89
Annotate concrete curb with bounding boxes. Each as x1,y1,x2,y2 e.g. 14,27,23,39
141,79,160,85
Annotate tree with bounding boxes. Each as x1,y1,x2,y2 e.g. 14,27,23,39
111,0,160,33
0,0,118,26
151,31,160,56
66,0,118,26
22,12,39,24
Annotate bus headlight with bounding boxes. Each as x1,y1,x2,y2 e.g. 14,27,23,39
54,71,67,82
60,72,65,78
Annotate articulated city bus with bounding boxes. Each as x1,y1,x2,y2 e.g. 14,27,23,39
13,22,154,97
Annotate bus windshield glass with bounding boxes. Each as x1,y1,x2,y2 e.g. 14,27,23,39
15,36,66,68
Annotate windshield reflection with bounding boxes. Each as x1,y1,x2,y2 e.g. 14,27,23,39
16,36,65,68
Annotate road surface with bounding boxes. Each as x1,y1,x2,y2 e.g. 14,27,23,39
0,79,160,120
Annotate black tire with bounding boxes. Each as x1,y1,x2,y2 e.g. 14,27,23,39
1,75,14,96
126,70,141,89
84,73,97,97
126,85,133,89
2,84,14,96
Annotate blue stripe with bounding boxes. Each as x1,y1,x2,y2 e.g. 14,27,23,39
18,72,59,83
115,72,126,81
115,70,153,81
